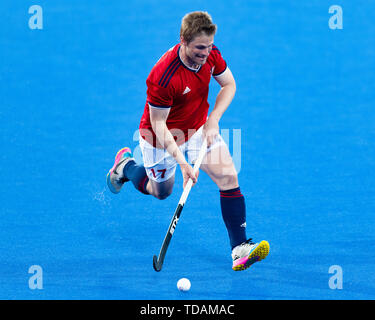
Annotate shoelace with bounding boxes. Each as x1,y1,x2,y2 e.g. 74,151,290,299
232,238,256,260
243,238,255,245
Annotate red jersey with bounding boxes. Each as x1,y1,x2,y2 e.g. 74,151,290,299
139,43,227,147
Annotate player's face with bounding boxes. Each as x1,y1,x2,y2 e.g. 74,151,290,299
184,33,214,66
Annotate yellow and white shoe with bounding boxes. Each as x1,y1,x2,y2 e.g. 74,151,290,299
232,239,270,271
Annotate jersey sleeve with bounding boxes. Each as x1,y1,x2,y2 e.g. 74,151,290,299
146,77,174,108
211,45,227,76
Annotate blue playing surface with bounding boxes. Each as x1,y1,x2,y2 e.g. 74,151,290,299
1,0,374,300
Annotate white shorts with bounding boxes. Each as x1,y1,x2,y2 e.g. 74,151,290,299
139,126,226,182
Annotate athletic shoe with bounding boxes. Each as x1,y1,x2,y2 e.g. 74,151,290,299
232,238,270,271
106,147,134,194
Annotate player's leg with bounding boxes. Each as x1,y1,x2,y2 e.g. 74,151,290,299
107,141,176,200
200,144,269,270
187,130,269,270
200,142,239,190
199,142,247,249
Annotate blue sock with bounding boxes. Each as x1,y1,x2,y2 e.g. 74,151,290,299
220,187,247,249
123,160,149,195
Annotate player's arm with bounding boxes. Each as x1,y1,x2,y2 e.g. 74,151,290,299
149,106,187,165
149,106,198,187
204,67,236,146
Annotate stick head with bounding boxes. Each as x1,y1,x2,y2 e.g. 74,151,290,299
153,255,162,272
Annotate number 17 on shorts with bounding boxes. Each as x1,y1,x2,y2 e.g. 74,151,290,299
147,166,175,182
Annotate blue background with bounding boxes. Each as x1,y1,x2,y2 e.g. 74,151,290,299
0,0,374,299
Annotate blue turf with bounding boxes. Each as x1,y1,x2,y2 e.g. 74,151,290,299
1,0,374,299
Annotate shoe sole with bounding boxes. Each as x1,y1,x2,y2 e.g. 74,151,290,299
107,147,132,194
232,240,270,271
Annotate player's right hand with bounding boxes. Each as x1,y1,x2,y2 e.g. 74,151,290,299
180,163,199,188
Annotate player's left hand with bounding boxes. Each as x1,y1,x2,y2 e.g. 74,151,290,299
203,118,219,147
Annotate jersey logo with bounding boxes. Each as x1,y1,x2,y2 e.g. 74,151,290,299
183,86,191,95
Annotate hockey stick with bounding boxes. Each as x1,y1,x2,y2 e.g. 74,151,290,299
153,138,208,271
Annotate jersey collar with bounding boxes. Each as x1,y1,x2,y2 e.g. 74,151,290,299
177,45,202,73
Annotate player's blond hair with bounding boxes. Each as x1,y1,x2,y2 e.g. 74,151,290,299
180,11,217,44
